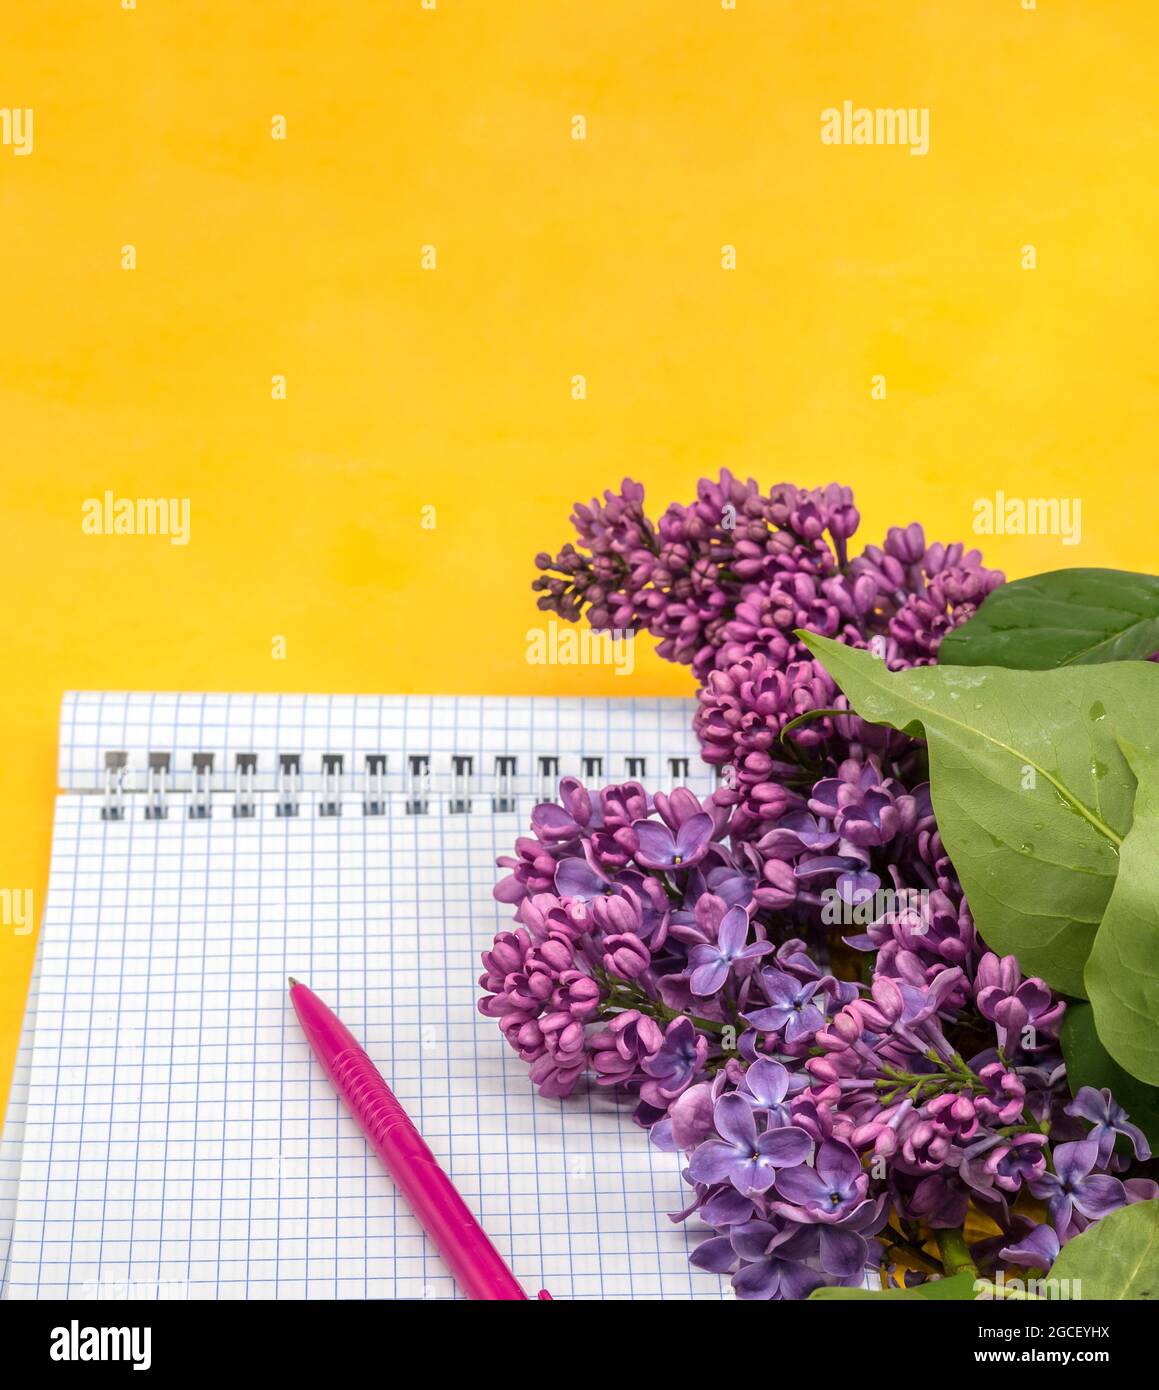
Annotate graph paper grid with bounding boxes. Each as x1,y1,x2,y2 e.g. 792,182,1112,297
0,952,39,1296
4,692,728,1300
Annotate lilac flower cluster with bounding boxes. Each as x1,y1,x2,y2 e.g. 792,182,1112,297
491,477,1155,1298
479,776,1155,1298
533,476,1003,802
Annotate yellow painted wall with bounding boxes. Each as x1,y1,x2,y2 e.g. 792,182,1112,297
1,1,1156,1110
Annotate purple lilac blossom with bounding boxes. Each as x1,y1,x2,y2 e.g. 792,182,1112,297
480,477,1154,1299
479,769,1155,1298
534,475,1003,784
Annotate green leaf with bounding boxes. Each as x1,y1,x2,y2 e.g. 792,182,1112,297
810,1272,983,1301
940,568,1159,670
1060,1003,1159,1148
798,634,1159,996
1050,1200,1159,1299
1084,741,1159,1085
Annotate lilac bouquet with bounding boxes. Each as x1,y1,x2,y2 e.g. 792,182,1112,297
480,477,1158,1298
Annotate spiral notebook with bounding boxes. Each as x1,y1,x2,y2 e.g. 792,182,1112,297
0,691,729,1300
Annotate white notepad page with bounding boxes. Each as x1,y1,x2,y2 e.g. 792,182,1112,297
0,957,38,1294
4,692,728,1300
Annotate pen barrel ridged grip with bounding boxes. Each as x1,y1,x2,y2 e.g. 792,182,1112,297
326,1043,529,1299
329,1047,432,1162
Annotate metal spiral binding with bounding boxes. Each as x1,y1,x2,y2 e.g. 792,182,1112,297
320,755,343,817
92,747,698,820
537,755,559,803
406,755,430,816
101,751,128,821
364,754,387,816
145,753,170,820
190,753,214,819
493,755,517,813
277,754,301,818
450,755,473,814
233,753,258,818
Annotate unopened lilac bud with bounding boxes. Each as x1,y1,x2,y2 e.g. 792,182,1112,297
830,1011,862,1045
513,1018,545,1053
591,891,643,936
851,1118,898,1155
753,857,796,911
603,933,651,981
530,801,581,842
552,971,601,1021
852,574,879,614
559,776,593,826
534,936,575,974
805,1055,841,1084
870,976,904,1021
828,501,860,542
927,1093,978,1140
480,930,530,986
885,522,926,564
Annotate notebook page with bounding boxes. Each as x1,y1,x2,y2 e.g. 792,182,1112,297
7,693,728,1299
0,953,39,1296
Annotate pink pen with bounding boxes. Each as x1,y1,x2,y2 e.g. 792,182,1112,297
288,978,550,1301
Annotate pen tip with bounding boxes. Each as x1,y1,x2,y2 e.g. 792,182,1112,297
287,976,300,989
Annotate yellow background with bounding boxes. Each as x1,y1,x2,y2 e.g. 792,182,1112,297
1,0,1156,1112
